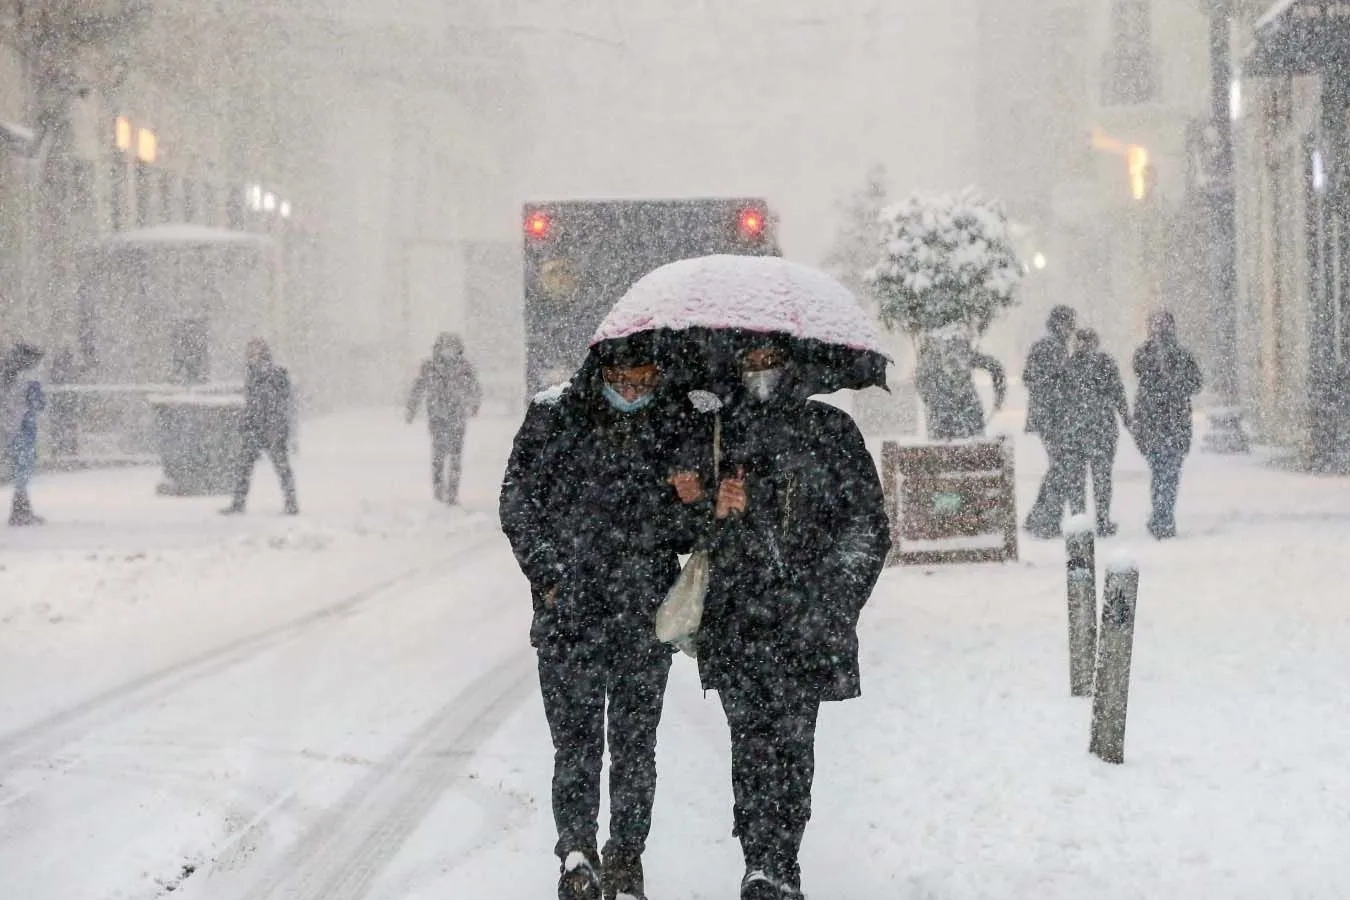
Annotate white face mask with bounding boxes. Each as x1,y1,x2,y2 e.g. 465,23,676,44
743,368,783,402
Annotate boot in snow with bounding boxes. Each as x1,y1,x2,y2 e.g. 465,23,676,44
601,849,645,900
284,497,299,516
740,870,778,900
220,503,245,516
558,850,601,900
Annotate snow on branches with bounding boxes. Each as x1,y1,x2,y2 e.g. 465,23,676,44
865,188,1023,335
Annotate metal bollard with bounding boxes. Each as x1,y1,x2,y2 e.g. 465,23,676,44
1065,518,1097,698
1090,562,1140,765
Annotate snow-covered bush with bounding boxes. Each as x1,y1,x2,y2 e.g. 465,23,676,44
865,188,1023,335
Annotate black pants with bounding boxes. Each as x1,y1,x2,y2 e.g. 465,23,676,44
720,677,822,887
1066,446,1116,527
1026,435,1072,533
1146,451,1185,532
430,421,466,502
538,640,672,861
232,432,297,508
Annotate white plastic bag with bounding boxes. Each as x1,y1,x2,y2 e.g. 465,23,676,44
655,550,709,655
655,404,721,658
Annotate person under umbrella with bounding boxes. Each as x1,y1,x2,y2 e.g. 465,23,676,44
499,332,697,900
669,333,891,900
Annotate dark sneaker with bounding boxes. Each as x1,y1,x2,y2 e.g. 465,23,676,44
219,504,245,516
559,850,601,900
284,500,300,516
1097,521,1119,538
741,870,778,900
8,510,44,526
602,849,645,900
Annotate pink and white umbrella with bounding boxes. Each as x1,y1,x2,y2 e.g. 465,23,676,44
590,254,891,392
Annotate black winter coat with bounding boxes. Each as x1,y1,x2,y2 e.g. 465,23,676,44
407,355,481,429
693,398,891,702
1133,338,1203,458
243,363,291,443
1023,335,1072,436
499,381,695,664
1060,350,1129,456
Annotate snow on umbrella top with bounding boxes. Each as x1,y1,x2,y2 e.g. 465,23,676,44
591,254,890,357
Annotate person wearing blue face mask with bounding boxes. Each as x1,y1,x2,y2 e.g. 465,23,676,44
500,333,697,900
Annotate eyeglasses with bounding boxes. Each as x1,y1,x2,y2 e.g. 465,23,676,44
603,369,661,392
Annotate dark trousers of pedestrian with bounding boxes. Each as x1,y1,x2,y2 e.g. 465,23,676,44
1145,451,1184,537
430,420,465,503
1066,445,1116,529
537,639,672,864
1026,436,1073,535
719,676,822,890
231,431,297,511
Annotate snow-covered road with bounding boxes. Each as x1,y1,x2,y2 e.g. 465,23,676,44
3,406,1349,898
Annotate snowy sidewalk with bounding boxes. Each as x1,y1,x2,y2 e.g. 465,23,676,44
0,409,519,733
330,411,1350,900
4,405,1350,899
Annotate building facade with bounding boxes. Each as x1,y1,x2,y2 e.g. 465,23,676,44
1233,0,1350,463
974,0,1217,371
1,1,531,411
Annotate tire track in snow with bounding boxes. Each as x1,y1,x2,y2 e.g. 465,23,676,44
0,534,495,797
231,647,535,900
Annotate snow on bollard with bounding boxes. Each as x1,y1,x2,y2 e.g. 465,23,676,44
1090,554,1140,765
1065,515,1097,698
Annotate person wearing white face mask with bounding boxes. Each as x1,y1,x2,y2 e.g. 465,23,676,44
500,333,699,900
669,338,891,900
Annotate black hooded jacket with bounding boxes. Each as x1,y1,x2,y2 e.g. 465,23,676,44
1133,337,1203,458
692,384,892,702
499,362,698,661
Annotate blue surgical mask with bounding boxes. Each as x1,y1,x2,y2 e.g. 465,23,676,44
602,383,654,414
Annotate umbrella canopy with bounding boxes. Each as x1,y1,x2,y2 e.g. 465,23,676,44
590,254,891,393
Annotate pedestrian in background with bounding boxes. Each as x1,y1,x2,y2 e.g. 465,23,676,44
3,343,47,526
1060,328,1130,537
406,332,481,504
1022,305,1077,538
222,339,298,516
1132,310,1203,539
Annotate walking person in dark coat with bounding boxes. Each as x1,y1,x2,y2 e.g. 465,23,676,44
1132,310,1203,539
669,337,891,900
3,343,47,526
406,332,481,504
222,339,298,516
1022,305,1078,538
1060,329,1130,536
499,333,694,900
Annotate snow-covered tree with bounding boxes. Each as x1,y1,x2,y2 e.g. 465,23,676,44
865,187,1023,336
